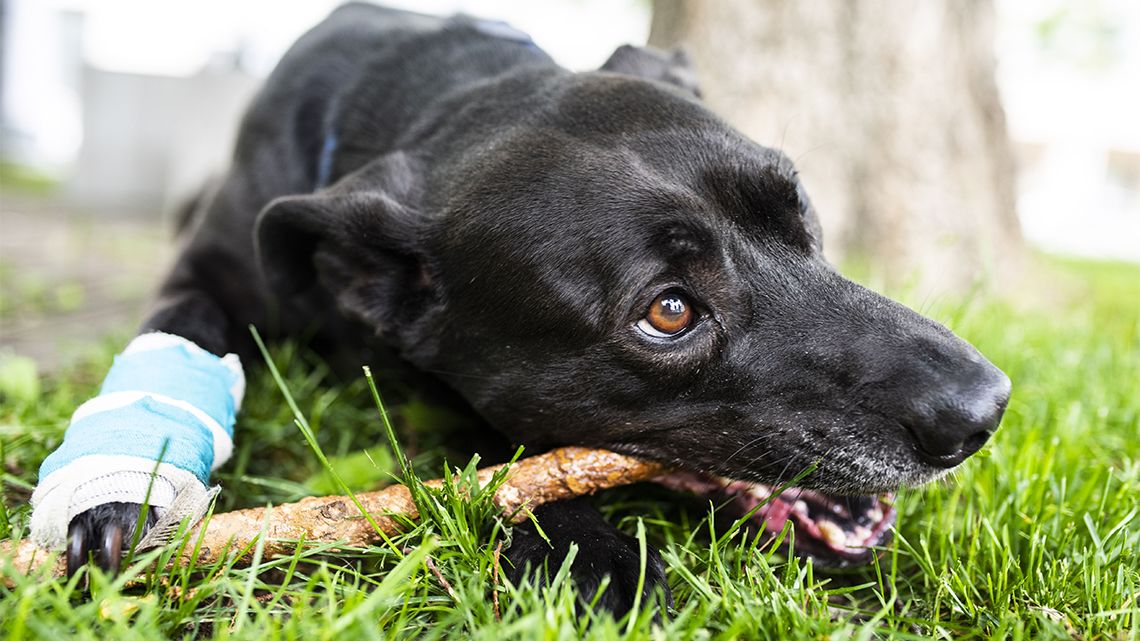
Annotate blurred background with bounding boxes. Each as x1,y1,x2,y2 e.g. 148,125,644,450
1,0,1138,367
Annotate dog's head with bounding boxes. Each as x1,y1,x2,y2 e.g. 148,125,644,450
257,70,1009,501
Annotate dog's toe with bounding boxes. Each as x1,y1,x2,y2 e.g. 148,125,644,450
66,502,156,579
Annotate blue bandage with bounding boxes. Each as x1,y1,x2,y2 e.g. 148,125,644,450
40,398,217,483
30,332,244,549
101,341,240,441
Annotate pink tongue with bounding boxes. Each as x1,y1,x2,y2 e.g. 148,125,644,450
652,471,897,565
757,493,795,532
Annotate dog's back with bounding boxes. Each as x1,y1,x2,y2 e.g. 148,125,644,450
154,5,558,359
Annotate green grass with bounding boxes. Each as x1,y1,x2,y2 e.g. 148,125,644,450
1,255,1138,639
0,161,59,198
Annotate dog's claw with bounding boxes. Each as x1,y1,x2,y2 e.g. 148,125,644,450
65,517,125,578
100,523,124,575
64,502,152,582
66,520,88,578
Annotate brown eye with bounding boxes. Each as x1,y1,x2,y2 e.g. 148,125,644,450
638,291,694,337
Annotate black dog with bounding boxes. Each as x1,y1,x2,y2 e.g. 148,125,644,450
53,4,1009,612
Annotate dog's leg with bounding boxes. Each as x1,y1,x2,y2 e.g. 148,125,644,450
33,180,267,578
505,498,672,615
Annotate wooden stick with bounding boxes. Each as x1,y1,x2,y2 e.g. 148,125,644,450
1,447,667,578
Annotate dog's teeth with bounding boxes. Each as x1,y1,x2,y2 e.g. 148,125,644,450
852,525,872,544
867,507,883,523
793,500,809,516
817,520,847,547
748,485,772,500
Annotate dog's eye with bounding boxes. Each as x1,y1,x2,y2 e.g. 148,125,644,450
638,291,694,338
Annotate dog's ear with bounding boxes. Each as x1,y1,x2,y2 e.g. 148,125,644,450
600,44,700,98
255,152,435,332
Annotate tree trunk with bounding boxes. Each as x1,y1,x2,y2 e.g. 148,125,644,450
650,0,1021,291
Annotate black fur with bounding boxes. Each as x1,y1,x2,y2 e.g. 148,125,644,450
61,4,1010,612
507,499,671,613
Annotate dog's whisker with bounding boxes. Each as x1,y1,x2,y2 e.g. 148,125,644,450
723,434,769,466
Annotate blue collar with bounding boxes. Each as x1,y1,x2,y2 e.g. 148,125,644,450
472,19,536,47
315,132,338,190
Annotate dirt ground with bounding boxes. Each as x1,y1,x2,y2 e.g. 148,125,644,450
0,197,174,369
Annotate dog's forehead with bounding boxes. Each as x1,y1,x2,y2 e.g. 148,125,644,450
437,76,820,309
697,153,816,253
550,71,718,137
443,124,813,268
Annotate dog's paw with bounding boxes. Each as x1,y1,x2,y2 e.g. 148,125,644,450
66,502,157,577
505,499,671,615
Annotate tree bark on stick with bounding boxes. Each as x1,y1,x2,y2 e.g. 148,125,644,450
1,447,666,579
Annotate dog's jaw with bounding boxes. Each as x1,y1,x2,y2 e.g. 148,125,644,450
653,471,899,566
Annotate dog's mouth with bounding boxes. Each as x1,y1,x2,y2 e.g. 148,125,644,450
652,471,896,566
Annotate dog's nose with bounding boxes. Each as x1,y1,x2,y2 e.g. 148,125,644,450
904,362,1011,468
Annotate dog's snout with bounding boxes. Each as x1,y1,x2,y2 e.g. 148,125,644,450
902,361,1011,468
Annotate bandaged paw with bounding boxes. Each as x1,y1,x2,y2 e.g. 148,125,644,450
30,332,244,549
